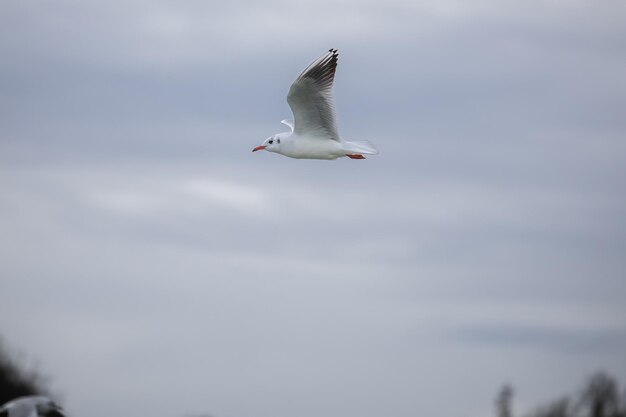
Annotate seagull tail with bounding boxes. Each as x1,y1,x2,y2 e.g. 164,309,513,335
342,140,379,155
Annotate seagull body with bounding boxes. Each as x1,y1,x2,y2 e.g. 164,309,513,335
253,49,378,160
0,396,64,417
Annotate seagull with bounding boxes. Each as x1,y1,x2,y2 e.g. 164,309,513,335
0,396,64,417
252,49,378,160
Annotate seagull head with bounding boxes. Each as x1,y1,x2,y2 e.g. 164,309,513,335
252,134,284,154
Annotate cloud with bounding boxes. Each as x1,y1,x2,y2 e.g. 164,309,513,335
86,177,273,217
453,322,626,354
1,1,626,417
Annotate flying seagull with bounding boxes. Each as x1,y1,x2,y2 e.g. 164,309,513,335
0,396,64,417
252,49,378,160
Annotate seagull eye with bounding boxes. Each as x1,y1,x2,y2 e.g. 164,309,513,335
268,140,274,144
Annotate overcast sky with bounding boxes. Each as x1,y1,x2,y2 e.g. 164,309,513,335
1,1,625,417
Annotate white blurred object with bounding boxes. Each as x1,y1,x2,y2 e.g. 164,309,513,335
0,396,64,417
252,49,378,160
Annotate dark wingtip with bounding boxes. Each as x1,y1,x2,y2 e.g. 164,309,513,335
295,48,339,85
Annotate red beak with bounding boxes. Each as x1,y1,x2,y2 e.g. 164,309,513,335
252,145,266,152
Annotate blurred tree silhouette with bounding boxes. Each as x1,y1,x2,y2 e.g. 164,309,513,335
496,384,514,417
578,372,623,417
527,397,572,417
0,339,49,405
510,372,626,417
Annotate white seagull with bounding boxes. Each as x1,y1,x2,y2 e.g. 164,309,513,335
253,49,378,160
0,396,64,417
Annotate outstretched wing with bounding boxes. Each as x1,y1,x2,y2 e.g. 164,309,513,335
280,119,294,132
287,49,341,141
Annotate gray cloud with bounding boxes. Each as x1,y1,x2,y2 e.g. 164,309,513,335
452,322,626,353
1,1,626,417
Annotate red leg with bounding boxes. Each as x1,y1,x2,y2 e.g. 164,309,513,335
346,154,366,159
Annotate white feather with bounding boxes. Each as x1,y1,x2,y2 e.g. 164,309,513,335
280,119,294,132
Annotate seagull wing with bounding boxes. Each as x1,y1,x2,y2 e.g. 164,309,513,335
287,49,341,141
3,403,34,417
1,396,57,417
280,119,294,132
